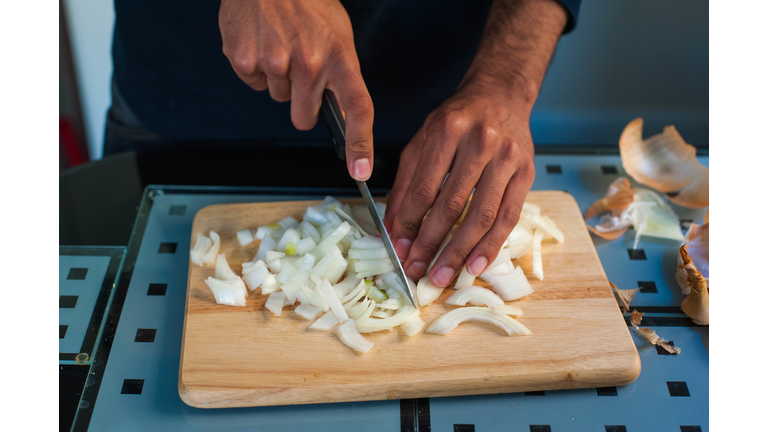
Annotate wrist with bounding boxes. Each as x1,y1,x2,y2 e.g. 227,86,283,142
456,70,539,115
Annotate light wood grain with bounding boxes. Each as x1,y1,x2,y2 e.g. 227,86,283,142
179,191,640,408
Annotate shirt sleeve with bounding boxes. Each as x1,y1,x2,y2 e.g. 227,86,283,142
553,0,582,34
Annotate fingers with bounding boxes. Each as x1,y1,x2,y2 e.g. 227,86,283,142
464,163,535,277
389,115,463,278
403,145,488,284
383,127,426,231
425,158,514,286
328,61,374,181
289,54,326,130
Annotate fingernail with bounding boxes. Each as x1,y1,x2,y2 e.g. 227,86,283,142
433,267,455,288
394,238,412,259
353,158,371,181
407,261,426,280
468,257,488,276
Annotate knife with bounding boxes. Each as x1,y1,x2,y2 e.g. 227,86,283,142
320,89,418,308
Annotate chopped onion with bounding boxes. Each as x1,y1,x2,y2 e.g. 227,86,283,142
318,279,349,321
260,274,279,294
309,311,339,331
445,286,504,308
486,248,512,273
299,220,321,243
506,224,534,259
200,231,221,264
296,254,316,272
531,227,545,281
454,266,476,289
520,210,564,243
400,314,426,337
281,270,310,301
215,253,240,281
300,286,329,311
204,276,247,307
337,319,374,354
366,284,389,303
255,234,276,261
243,266,269,291
489,265,534,301
334,206,372,236
416,277,443,308
372,309,395,318
479,261,511,282
309,251,333,278
276,228,301,253
377,297,405,310
254,226,270,240
332,273,361,298
242,259,266,275
265,291,286,316
237,229,254,247
322,246,347,284
356,306,418,333
294,237,317,256
190,233,213,266
351,236,385,249
349,248,389,260
277,262,297,284
425,307,532,336
311,222,351,258
493,304,523,316
295,304,323,320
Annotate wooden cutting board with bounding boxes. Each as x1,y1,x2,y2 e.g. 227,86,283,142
179,191,640,408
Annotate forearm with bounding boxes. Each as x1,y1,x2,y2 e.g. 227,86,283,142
459,0,568,111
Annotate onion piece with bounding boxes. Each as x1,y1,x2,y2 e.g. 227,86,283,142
619,118,708,208
204,277,247,306
479,261,511,282
531,227,545,281
277,262,297,284
243,266,269,291
310,252,333,278
265,291,286,316
255,234,276,261
354,300,377,324
300,286,329,311
254,226,270,241
489,265,534,301
311,222,351,258
337,319,374,354
486,248,512,273
282,270,310,301
520,211,564,243
334,206,373,236
400,314,426,336
377,297,405,310
348,298,372,319
294,237,317,256
356,264,395,279
349,248,389,260
237,229,254,247
372,309,395,318
190,233,213,266
351,237,384,249
276,228,301,253
215,253,240,281
296,254,316,272
242,259,266,275
309,311,339,331
493,304,523,316
333,273,361,298
200,231,221,264
356,306,418,333
506,224,534,259
416,277,443,308
299,220,321,243
454,266,476,289
678,244,709,325
322,246,347,284
318,279,349,321
425,307,532,336
445,286,504,308
260,274,279,294
295,304,323,320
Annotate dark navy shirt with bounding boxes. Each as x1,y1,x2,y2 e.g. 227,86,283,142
112,0,581,145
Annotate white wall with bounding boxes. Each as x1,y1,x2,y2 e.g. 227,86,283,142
62,0,114,160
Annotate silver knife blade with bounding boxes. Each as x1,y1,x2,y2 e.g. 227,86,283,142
356,180,417,308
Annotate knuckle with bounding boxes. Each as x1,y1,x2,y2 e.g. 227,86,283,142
440,196,467,222
345,92,374,120
396,218,421,239
445,243,472,266
230,51,259,76
294,49,323,78
474,124,499,157
497,205,522,228
482,235,506,256
474,204,498,230
434,111,466,139
261,49,290,76
409,182,436,208
501,140,521,163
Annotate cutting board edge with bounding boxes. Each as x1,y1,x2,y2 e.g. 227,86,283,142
178,353,641,408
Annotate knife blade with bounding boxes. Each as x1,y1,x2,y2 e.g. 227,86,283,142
320,89,418,308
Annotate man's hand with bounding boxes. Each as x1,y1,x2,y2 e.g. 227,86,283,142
219,0,374,180
383,0,568,287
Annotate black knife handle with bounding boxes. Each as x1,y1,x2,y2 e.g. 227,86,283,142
320,89,347,161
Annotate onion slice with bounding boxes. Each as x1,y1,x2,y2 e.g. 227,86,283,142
400,314,426,336
190,233,213,266
337,319,374,354
445,286,504,308
200,231,221,264
356,306,418,333
237,229,254,247
454,266,475,289
489,265,534,301
295,304,323,320
426,307,532,336
531,227,545,281
215,253,240,281
204,277,247,306
309,311,339,331
416,277,443,308
265,291,286,316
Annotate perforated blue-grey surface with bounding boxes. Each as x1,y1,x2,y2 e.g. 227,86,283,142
79,154,708,431
60,255,111,356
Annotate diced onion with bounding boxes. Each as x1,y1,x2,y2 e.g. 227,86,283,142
260,274,279,294
356,306,418,333
242,259,266,275
295,304,323,320
255,234,276,261
425,307,532,336
190,233,213,266
400,314,426,337
454,266,476,289
215,253,240,281
337,319,374,354
489,265,534,301
237,229,254,247
243,266,269,291
318,279,349,321
479,261,511,282
200,231,221,264
277,228,301,253
416,277,443,308
204,277,247,307
309,311,339,331
531,227,545,281
265,291,286,316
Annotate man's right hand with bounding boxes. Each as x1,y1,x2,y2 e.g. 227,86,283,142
219,0,374,181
